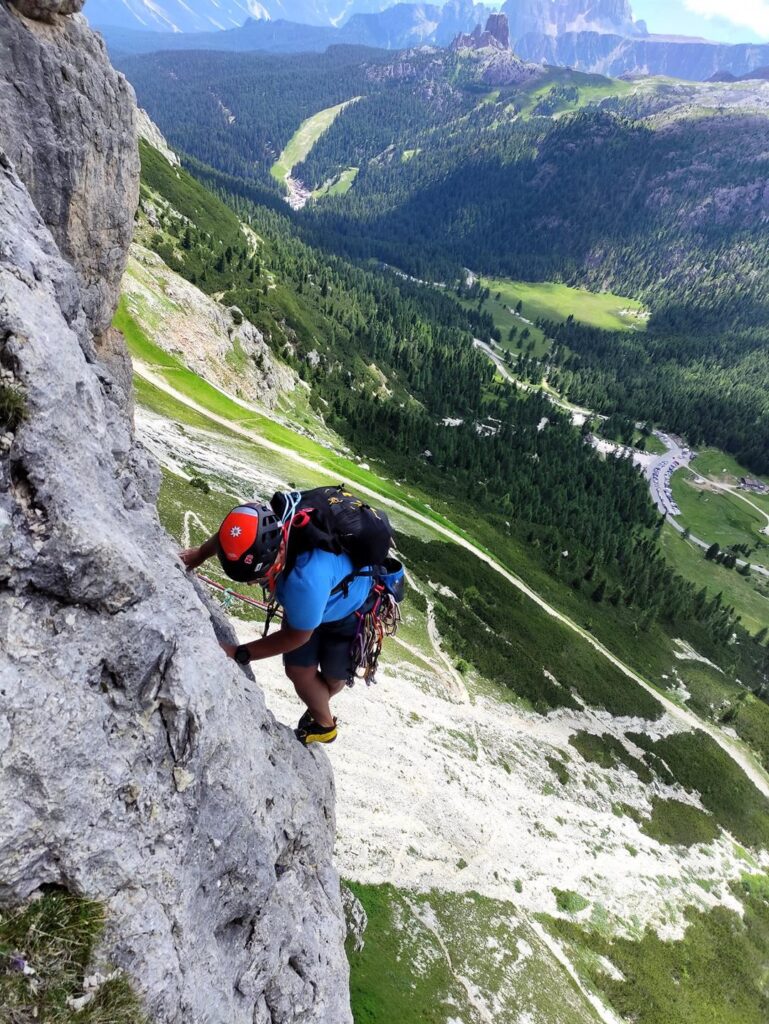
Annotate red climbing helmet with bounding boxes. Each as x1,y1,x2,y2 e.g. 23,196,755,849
216,503,282,583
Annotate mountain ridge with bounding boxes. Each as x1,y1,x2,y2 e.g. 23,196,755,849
98,0,769,80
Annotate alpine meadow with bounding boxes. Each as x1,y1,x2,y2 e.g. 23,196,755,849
2,2,769,1023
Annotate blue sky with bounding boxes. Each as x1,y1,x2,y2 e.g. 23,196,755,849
633,0,768,43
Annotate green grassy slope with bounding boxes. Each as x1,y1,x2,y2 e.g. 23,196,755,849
545,876,769,1024
659,524,769,636
672,471,769,567
691,449,769,490
514,67,635,118
460,277,647,356
347,884,604,1024
312,166,359,200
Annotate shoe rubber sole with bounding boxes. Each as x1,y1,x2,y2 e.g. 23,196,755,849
305,729,337,745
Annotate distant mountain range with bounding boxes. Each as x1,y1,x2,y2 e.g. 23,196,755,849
83,0,425,31
501,0,769,79
92,0,769,81
83,0,270,32
98,2,496,54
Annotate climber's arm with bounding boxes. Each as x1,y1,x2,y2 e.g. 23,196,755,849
179,532,218,570
220,624,313,663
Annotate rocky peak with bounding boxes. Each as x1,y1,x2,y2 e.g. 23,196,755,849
450,11,511,51
485,11,509,48
0,2,351,1020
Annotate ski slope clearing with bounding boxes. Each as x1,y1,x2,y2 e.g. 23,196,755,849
312,165,359,200
270,98,360,188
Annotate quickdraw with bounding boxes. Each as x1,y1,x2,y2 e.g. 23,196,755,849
350,584,401,686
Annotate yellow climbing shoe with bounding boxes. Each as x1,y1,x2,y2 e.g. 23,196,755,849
296,717,338,745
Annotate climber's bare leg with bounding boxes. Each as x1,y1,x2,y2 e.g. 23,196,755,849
284,664,344,727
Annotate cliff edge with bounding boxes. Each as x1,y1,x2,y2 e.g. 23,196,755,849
0,3,352,1021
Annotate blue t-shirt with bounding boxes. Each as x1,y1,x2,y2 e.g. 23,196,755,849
275,549,372,631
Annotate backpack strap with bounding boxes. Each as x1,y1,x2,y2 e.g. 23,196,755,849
331,567,378,599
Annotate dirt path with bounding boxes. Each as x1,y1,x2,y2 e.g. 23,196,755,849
528,920,623,1024
133,360,769,800
182,509,210,549
389,634,448,678
406,898,496,1024
424,599,469,704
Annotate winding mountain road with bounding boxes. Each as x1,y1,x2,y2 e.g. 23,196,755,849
473,342,769,580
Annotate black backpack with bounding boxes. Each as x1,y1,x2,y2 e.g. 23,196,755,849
270,485,394,592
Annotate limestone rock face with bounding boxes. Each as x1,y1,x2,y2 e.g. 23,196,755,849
502,0,637,39
341,885,368,954
0,3,139,356
123,243,294,410
514,30,769,81
0,5,352,1022
9,0,83,16
0,144,352,1024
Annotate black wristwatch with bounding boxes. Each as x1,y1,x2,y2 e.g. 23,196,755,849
234,644,251,665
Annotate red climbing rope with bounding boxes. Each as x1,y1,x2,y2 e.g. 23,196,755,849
196,572,283,617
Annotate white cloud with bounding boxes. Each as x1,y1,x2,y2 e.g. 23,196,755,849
684,0,769,38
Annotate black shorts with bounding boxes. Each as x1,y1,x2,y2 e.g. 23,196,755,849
283,610,359,682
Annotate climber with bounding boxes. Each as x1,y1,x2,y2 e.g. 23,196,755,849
179,493,401,746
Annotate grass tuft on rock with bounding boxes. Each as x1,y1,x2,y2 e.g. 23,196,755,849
0,889,145,1023
0,381,25,432
554,889,590,915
